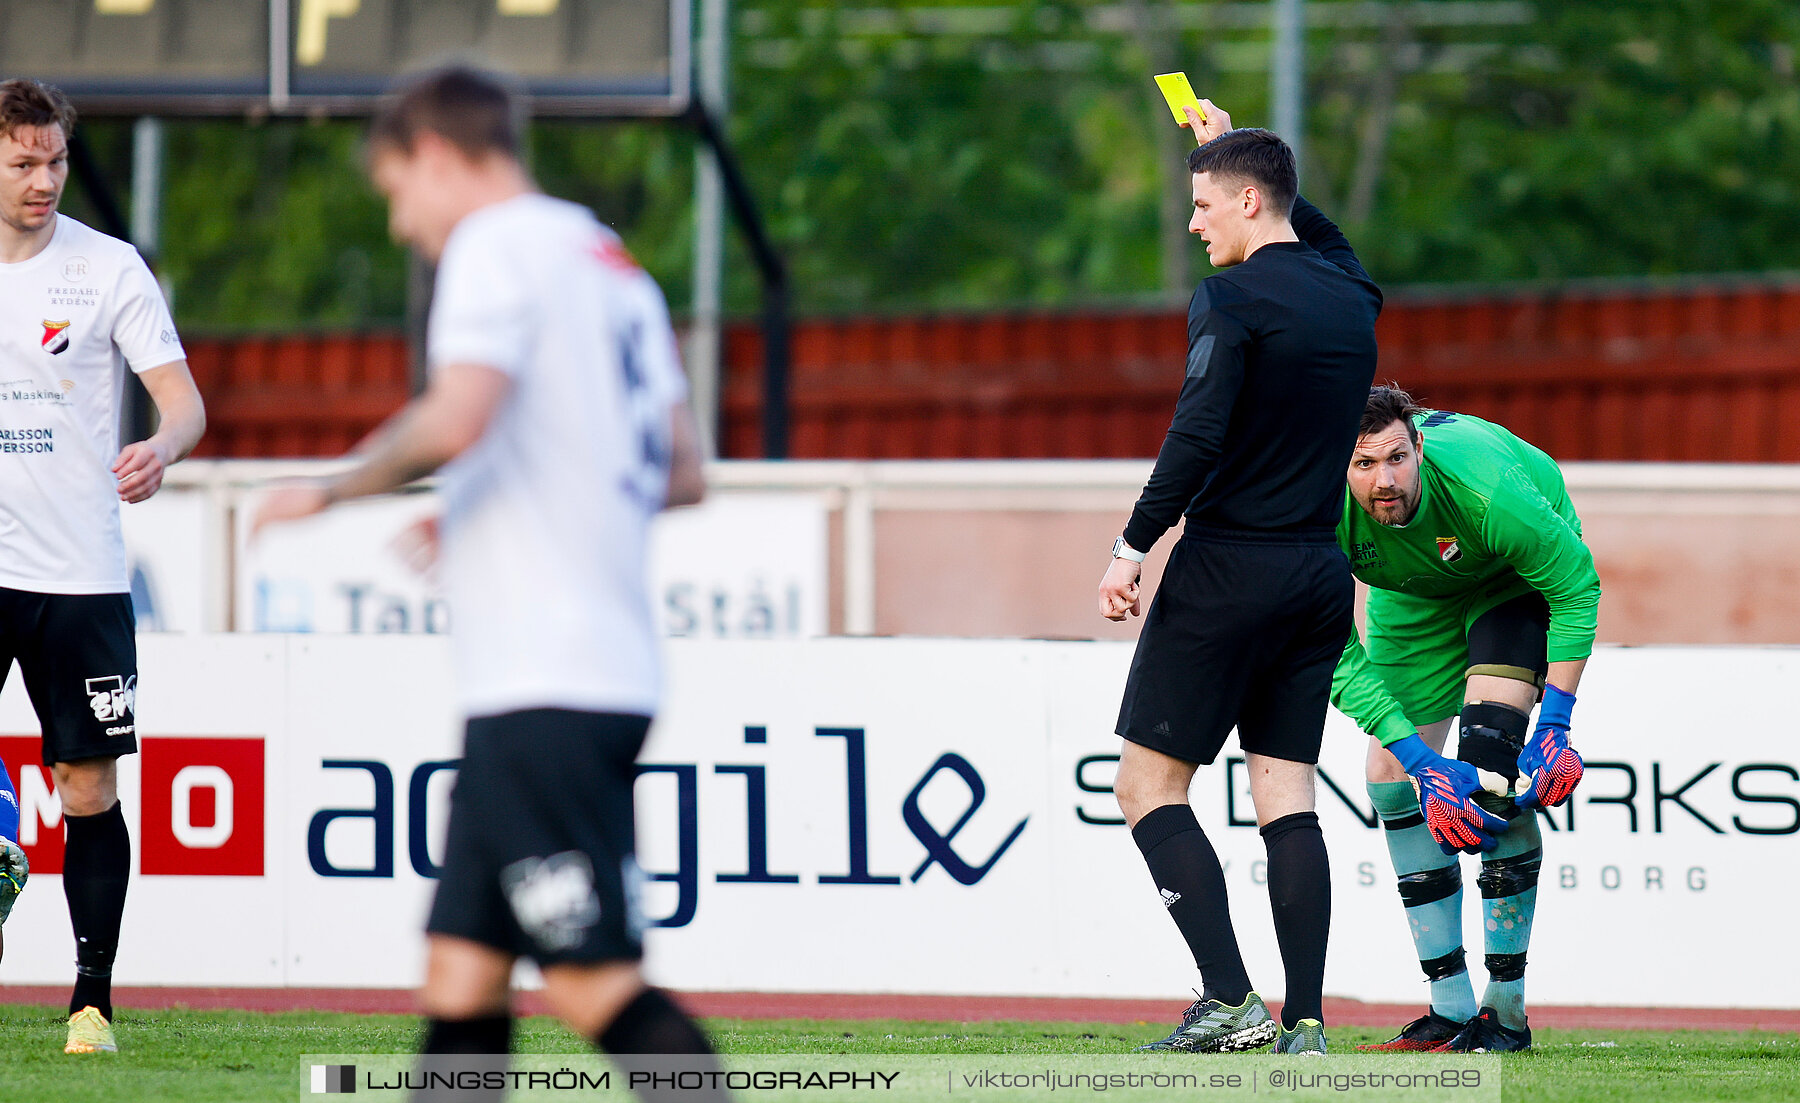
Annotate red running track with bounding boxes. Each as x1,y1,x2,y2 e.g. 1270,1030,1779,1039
1,987,1796,1032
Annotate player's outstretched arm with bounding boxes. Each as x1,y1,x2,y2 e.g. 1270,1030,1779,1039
251,361,511,535
328,361,510,500
114,359,206,504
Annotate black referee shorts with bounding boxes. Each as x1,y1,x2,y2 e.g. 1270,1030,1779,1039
426,709,652,966
1116,529,1353,766
0,587,139,766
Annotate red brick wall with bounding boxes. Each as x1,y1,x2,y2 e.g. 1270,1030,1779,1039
720,279,1800,462
183,277,1800,461
185,332,411,458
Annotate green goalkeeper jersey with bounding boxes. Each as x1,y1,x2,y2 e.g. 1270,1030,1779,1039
1331,409,1601,745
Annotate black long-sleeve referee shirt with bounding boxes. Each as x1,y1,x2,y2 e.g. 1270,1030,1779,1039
1121,197,1382,552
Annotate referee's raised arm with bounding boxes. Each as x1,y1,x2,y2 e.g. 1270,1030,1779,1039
1288,195,1378,287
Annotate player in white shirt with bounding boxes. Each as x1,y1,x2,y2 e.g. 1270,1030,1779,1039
252,67,718,1099
0,78,206,1055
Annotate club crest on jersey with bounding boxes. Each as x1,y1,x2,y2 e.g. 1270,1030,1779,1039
1437,537,1463,563
41,319,71,355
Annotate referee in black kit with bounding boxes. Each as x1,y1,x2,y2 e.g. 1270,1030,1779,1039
1097,99,1381,1056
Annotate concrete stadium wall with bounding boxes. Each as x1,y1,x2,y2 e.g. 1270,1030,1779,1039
132,459,1800,646
832,462,1800,645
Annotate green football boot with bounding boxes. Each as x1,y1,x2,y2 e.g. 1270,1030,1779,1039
1138,992,1278,1053
1272,1018,1327,1055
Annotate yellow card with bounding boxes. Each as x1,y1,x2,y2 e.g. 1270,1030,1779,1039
1153,72,1206,126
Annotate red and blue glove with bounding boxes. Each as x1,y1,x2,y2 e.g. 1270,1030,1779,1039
1388,734,1508,854
1517,684,1584,808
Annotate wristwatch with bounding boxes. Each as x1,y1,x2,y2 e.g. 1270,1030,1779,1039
1111,536,1147,563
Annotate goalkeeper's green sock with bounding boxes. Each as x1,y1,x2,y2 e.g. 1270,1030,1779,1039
1478,813,1543,1031
1370,780,1477,1022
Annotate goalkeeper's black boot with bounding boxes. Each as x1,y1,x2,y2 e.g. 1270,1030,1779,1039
1443,1006,1531,1053
1355,1009,1467,1052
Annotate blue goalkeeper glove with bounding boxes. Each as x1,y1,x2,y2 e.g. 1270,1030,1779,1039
1388,734,1507,854
1516,684,1584,808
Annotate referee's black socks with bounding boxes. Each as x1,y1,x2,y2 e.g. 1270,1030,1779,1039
63,801,130,1022
1260,811,1330,1028
1130,804,1254,1006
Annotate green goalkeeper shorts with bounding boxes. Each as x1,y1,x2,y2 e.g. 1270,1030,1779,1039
1363,577,1547,725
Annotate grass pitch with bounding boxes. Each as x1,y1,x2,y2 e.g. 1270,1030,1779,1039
0,1005,1794,1102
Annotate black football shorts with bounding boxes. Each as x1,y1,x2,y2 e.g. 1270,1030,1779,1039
427,708,652,965
0,587,139,766
1116,529,1353,766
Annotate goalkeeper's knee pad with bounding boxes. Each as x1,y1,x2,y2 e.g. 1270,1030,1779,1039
1457,702,1529,821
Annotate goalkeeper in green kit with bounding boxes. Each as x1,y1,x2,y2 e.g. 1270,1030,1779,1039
1332,385,1597,1054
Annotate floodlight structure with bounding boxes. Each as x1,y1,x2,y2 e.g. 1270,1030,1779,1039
0,0,790,456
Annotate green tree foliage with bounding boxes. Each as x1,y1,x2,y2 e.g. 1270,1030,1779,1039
63,116,695,332
723,0,1172,312
61,118,405,331
65,0,1800,331
1306,0,1800,281
158,121,407,330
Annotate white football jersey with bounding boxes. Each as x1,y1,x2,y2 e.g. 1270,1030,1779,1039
0,215,185,594
429,194,687,719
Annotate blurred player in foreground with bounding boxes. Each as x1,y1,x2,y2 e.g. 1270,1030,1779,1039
1099,99,1381,1056
252,66,719,1101
0,77,207,1053
1333,385,1596,1053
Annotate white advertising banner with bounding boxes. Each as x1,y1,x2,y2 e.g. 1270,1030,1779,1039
233,491,828,638
1,639,1794,1008
236,492,446,634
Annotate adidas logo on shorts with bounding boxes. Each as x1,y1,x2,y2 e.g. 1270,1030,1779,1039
1160,888,1182,908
